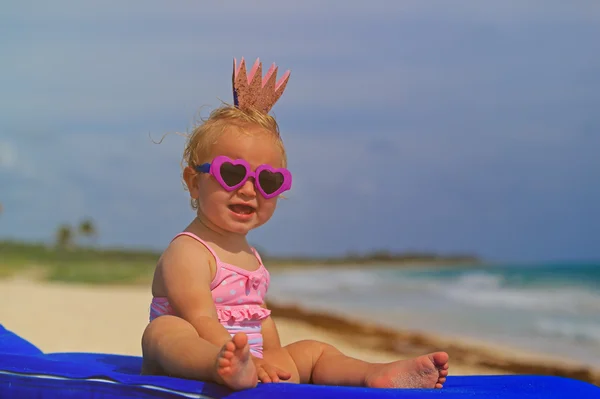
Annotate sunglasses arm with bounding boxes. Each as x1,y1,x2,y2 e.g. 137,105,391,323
196,164,211,173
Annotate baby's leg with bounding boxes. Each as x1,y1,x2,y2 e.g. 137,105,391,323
285,340,449,389
141,315,257,390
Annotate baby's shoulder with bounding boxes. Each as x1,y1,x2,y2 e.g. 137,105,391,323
158,233,217,276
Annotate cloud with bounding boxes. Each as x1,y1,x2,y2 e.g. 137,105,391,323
0,141,18,171
5,0,599,126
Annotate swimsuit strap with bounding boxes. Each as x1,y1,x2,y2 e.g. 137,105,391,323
172,232,222,263
174,232,265,271
250,247,264,266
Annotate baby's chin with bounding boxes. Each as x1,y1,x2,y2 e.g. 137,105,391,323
200,206,275,235
227,220,266,234
228,217,272,235
217,216,257,234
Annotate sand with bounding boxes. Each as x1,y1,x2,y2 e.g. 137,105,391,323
1,277,599,385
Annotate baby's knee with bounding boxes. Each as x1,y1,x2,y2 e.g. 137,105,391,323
282,340,337,384
285,339,337,365
291,339,334,353
142,317,165,353
142,315,194,350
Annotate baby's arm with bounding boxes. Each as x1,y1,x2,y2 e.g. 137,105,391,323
255,304,292,382
159,237,232,347
260,314,283,351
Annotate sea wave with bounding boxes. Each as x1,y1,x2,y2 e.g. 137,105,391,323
271,268,600,315
534,318,600,344
438,271,600,314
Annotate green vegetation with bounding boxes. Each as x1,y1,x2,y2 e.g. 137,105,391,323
1,237,481,285
0,217,160,284
0,240,160,285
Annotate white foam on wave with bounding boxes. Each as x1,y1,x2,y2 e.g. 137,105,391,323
437,271,600,315
534,318,600,344
452,271,503,289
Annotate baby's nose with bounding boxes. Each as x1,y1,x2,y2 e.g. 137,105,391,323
237,178,256,197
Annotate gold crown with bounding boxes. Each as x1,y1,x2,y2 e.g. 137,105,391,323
232,57,291,114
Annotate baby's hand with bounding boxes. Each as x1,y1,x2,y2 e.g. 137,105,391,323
251,356,291,383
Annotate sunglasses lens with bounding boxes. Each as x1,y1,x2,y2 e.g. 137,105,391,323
220,162,247,187
258,170,284,195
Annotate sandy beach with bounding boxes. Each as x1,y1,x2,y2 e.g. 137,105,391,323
1,276,599,386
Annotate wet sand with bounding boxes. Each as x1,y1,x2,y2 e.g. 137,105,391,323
1,277,598,385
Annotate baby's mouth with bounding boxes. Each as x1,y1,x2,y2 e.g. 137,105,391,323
228,204,256,215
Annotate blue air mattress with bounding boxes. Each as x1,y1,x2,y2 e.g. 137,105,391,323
0,324,598,398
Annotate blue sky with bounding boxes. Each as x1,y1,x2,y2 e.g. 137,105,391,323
1,1,599,262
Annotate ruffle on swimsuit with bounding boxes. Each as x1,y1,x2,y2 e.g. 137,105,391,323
216,306,270,323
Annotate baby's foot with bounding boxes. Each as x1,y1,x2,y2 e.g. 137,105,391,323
365,352,449,389
214,333,258,390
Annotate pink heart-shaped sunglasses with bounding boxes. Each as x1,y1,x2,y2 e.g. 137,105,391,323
196,155,292,199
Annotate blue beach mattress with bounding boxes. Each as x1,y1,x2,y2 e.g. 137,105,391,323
0,324,598,398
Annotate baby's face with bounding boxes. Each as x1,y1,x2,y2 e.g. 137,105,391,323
194,126,285,235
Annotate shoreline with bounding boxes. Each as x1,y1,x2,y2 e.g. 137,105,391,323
266,300,600,386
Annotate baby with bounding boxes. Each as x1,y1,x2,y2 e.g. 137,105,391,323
141,58,449,390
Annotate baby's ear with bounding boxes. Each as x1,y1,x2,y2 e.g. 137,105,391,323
183,166,200,198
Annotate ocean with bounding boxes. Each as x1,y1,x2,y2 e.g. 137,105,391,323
267,262,600,366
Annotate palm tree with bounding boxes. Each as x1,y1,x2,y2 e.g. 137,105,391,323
55,224,74,249
78,218,97,246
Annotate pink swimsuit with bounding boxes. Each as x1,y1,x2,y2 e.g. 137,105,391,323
149,232,271,358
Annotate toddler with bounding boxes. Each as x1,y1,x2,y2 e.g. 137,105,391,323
141,57,449,390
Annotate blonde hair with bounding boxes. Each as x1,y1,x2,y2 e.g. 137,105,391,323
182,105,287,209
